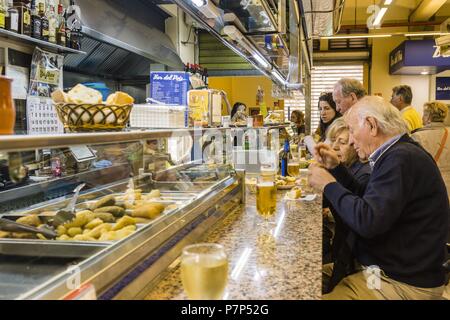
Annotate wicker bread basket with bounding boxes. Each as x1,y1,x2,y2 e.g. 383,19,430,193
55,103,133,132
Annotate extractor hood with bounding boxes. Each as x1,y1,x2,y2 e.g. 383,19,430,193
64,0,184,80
299,0,345,38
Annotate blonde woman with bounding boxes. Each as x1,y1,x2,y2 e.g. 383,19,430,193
322,118,371,293
412,101,450,199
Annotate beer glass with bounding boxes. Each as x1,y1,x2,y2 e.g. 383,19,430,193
256,174,277,230
287,162,300,178
180,243,228,300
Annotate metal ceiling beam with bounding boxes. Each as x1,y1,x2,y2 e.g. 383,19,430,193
410,0,447,22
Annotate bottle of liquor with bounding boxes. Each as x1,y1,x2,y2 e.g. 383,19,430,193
5,0,19,33
16,1,32,36
280,138,290,177
48,3,56,43
64,2,71,47
30,0,41,39
66,0,82,49
56,3,65,46
39,1,48,41
204,68,208,87
0,0,6,30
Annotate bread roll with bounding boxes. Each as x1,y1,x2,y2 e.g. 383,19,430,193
67,84,103,104
106,91,134,105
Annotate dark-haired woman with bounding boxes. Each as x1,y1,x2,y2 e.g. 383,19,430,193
231,102,248,124
315,93,342,142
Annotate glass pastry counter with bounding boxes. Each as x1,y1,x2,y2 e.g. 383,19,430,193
0,129,245,300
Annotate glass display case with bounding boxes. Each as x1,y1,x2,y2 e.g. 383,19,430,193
0,129,245,300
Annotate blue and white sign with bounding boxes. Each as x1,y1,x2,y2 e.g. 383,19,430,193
436,77,450,100
150,72,190,106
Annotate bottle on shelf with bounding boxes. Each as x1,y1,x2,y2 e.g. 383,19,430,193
48,2,56,44
65,0,81,50
30,0,41,40
56,3,65,46
64,4,71,48
204,67,208,87
39,1,48,41
5,0,19,33
0,0,7,30
16,1,32,36
280,138,290,177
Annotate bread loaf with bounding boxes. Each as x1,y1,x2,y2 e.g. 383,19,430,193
67,84,103,104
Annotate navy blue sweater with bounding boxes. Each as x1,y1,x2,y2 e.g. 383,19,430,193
324,135,449,288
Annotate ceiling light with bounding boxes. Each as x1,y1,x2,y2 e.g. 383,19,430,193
405,32,449,37
252,52,269,69
272,70,286,85
373,7,388,27
321,34,392,39
384,0,393,5
223,25,271,70
191,0,206,7
421,71,429,75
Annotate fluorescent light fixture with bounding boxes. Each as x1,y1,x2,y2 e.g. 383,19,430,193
384,0,393,5
321,34,392,39
223,25,271,70
253,52,269,69
272,70,286,84
191,0,206,7
405,32,449,37
373,7,388,27
193,0,221,20
421,71,429,75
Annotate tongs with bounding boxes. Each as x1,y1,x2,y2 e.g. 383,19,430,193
51,183,86,228
0,218,57,239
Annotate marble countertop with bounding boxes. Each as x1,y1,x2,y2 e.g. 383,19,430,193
145,190,323,300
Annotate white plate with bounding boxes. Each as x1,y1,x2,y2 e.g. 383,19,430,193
283,194,318,202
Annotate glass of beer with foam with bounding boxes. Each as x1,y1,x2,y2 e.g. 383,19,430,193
180,243,228,300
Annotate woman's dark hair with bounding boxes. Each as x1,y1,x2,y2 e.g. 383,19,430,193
291,110,305,124
231,102,246,119
316,92,341,142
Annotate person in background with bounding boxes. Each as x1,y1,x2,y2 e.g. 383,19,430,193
290,110,306,136
315,92,342,142
230,102,248,124
309,96,448,300
322,118,371,293
333,78,366,115
412,101,450,200
445,104,450,127
390,85,422,133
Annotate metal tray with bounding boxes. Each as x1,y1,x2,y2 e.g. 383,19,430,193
0,239,110,258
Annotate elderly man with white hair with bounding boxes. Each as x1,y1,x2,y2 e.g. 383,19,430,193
333,78,366,115
309,96,449,300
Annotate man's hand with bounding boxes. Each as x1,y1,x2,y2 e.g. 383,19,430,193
308,164,337,192
314,143,340,170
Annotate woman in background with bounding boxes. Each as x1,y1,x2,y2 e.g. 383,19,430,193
315,92,342,142
290,110,306,136
230,102,248,124
412,101,450,200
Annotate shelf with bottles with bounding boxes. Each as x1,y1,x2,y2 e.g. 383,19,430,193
0,0,85,55
0,27,85,54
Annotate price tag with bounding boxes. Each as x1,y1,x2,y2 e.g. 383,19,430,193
64,284,97,300
69,145,96,163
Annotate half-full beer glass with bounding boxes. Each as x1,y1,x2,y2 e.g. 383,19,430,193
180,243,228,300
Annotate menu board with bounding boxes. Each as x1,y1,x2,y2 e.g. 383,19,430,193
150,72,189,106
436,77,450,100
